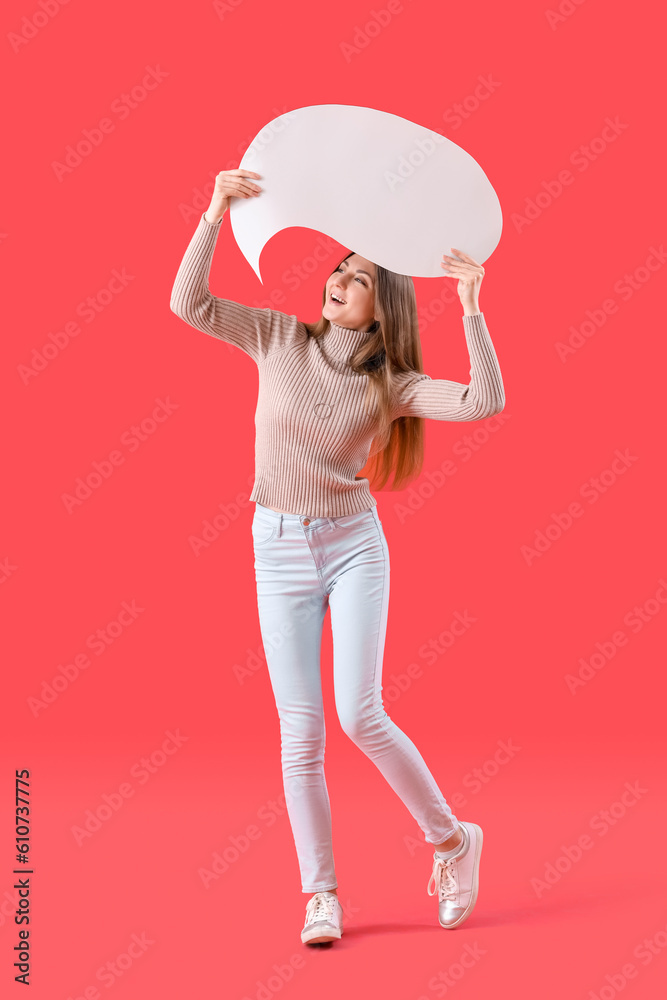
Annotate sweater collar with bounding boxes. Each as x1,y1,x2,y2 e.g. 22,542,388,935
321,321,374,364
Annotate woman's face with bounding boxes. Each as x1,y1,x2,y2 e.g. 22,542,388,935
323,254,377,332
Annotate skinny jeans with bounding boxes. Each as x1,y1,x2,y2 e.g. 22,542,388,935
252,501,460,893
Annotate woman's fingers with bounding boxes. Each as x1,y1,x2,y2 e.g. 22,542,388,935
214,169,263,199
443,250,477,265
226,169,262,178
234,172,262,197
237,181,262,197
450,247,481,266
441,257,469,274
441,250,484,276
227,179,262,198
234,169,262,195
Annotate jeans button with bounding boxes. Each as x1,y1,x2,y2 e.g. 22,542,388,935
303,518,311,526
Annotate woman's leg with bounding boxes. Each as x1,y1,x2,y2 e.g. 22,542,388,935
252,509,338,893
326,509,460,846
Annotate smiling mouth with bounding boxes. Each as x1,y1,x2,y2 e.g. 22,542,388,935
330,293,346,305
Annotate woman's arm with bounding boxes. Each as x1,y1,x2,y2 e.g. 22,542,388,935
394,246,506,421
393,312,505,421
169,212,283,363
169,169,301,363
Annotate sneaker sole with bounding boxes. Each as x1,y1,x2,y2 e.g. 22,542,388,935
439,822,483,929
301,922,342,945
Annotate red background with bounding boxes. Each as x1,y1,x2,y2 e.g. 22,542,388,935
2,0,665,996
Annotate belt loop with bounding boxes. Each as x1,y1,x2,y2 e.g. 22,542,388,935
278,514,283,539
328,517,335,531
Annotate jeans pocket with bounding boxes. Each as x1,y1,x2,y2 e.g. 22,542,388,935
332,509,376,530
251,517,278,548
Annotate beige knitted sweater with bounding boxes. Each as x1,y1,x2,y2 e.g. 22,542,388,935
170,212,505,517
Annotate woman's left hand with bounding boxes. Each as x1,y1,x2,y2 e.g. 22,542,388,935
441,248,485,314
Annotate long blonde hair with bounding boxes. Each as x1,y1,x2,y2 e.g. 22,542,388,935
303,250,426,492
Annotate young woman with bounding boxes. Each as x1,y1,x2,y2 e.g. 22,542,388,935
170,167,505,947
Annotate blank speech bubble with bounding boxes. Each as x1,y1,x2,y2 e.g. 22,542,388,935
230,104,502,284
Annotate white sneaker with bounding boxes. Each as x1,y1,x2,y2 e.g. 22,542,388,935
427,821,483,928
301,891,344,944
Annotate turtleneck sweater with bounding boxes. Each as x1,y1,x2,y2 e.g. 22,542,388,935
169,211,506,517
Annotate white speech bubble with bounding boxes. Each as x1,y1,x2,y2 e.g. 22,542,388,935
230,104,502,284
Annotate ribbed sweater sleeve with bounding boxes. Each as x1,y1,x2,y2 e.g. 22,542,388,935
170,212,298,363
394,312,506,421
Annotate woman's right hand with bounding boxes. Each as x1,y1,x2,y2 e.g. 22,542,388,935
204,168,262,223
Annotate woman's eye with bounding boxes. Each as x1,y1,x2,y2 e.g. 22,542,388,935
332,266,366,286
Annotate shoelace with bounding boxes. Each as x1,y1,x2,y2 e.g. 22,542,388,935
427,857,459,900
305,892,338,924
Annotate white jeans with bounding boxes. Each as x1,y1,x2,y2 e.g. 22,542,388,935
252,501,460,893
